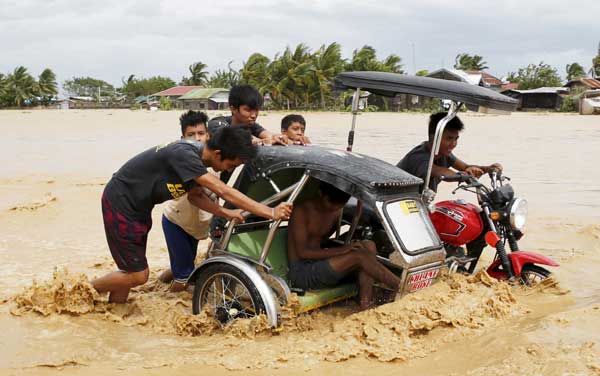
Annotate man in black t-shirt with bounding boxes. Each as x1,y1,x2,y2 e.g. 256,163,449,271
92,127,293,303
208,85,289,238
397,112,502,192
208,84,287,145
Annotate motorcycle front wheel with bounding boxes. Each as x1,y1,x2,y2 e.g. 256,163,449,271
519,264,551,286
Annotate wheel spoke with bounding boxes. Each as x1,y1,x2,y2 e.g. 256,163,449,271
200,271,259,325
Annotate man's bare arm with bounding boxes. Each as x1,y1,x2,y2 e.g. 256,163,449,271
194,173,292,220
187,187,244,222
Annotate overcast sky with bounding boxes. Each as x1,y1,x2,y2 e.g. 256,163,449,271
1,0,599,87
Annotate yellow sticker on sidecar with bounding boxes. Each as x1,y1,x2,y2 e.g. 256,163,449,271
400,200,420,215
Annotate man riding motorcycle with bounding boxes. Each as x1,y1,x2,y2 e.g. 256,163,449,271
397,112,502,193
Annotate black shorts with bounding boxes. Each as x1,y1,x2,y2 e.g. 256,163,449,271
288,260,345,290
101,193,152,272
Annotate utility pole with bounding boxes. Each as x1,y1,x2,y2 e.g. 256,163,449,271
412,42,416,74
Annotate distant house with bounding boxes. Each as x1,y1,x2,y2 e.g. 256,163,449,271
426,68,504,91
564,78,600,91
178,88,230,110
501,87,569,110
500,82,519,92
150,86,203,102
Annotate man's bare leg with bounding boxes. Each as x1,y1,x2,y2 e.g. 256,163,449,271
92,268,149,303
328,242,400,291
358,270,374,310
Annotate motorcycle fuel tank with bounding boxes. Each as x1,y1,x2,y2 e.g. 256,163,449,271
430,200,483,246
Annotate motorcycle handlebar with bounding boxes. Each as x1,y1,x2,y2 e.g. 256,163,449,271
441,173,472,183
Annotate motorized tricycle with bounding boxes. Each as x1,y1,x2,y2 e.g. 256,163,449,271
333,71,559,285
188,72,558,327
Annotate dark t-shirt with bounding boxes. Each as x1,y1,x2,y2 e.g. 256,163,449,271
397,141,457,192
104,139,208,219
207,116,266,138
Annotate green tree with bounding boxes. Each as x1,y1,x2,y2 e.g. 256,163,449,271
415,69,429,76
346,45,403,73
63,76,114,98
240,53,271,90
566,63,586,80
265,44,314,109
181,61,209,85
592,55,600,78
5,66,37,107
310,42,344,109
507,62,562,90
206,61,240,88
121,76,176,98
454,53,489,71
36,68,58,104
0,73,6,97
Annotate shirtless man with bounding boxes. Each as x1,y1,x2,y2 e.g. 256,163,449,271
287,181,401,310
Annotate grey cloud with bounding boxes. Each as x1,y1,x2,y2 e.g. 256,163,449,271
1,0,598,86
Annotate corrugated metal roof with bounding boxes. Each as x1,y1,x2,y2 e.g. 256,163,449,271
511,87,569,94
501,83,519,91
178,88,229,100
565,78,600,89
152,86,203,97
466,71,503,86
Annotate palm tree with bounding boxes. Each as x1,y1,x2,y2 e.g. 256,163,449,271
311,42,344,109
37,68,58,103
566,63,586,81
6,66,37,107
0,73,6,97
240,53,271,96
592,55,600,78
454,53,489,71
187,61,209,85
347,45,379,71
382,54,404,73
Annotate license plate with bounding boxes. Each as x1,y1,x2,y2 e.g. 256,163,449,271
406,268,440,292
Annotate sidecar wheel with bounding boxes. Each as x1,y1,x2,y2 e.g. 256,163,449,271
192,263,266,326
519,264,551,287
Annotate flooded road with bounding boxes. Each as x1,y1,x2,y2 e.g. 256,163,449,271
0,110,598,375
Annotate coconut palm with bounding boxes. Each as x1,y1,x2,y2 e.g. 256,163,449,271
187,61,209,85
592,55,600,78
347,45,379,71
206,61,240,88
454,53,489,71
240,53,270,90
310,42,344,109
6,66,37,107
0,73,6,97
382,54,404,73
37,68,58,102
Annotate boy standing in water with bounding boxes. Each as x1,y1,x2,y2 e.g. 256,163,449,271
208,84,287,146
158,110,219,292
93,126,293,303
281,114,311,145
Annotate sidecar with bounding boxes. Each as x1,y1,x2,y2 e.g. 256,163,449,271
187,145,446,327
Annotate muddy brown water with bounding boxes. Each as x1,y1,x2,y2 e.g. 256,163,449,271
0,110,598,375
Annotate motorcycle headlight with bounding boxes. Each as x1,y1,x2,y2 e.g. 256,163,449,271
509,198,528,231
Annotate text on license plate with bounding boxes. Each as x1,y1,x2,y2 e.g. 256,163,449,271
407,268,440,292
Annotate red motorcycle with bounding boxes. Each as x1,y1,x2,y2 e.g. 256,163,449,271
429,171,559,284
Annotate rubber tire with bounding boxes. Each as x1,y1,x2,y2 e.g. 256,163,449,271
519,264,551,286
192,263,266,324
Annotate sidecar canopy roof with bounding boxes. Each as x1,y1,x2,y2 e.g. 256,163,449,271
244,145,422,201
334,71,518,113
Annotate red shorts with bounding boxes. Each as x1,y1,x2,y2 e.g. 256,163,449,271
101,193,152,272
